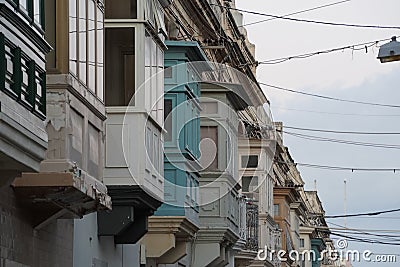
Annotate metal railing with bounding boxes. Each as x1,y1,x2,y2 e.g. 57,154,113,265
245,201,259,251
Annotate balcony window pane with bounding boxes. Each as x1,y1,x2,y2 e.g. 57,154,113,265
88,0,95,92
144,31,152,110
164,99,173,142
200,126,218,170
105,28,135,106
33,0,42,26
241,155,259,168
105,0,137,19
69,0,77,75
79,0,87,84
274,204,280,216
20,0,28,13
242,176,258,192
96,7,104,100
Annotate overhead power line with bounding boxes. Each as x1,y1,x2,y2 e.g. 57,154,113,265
283,125,400,135
271,106,400,117
258,36,399,65
326,208,400,219
240,0,351,28
329,232,400,246
274,160,400,172
212,4,400,30
328,222,400,240
282,130,400,149
260,83,400,109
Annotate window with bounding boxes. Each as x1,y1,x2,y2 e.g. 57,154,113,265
33,0,44,27
274,204,280,216
300,238,305,248
69,0,77,75
242,176,258,192
97,7,104,101
164,66,173,78
78,0,86,84
69,0,104,99
20,0,28,14
1,30,45,119
105,0,137,19
241,155,259,168
200,126,218,170
88,0,96,91
164,99,173,142
144,31,164,119
105,28,135,106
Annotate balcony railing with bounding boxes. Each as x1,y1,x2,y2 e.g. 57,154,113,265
238,196,247,240
245,201,259,251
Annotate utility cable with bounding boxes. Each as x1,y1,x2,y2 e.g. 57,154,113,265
273,160,400,172
271,106,400,117
239,0,351,28
261,83,400,109
257,36,399,65
283,125,400,135
325,208,400,219
282,130,400,150
211,4,400,30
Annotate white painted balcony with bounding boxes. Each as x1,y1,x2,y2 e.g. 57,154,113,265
104,106,164,201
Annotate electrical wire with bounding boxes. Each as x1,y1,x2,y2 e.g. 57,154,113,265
329,232,400,245
273,160,400,172
260,83,400,109
328,222,400,241
211,4,400,30
325,208,400,219
239,0,351,28
257,36,399,65
282,125,400,135
271,106,400,117
282,130,400,150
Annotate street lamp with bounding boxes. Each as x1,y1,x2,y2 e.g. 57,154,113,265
377,36,400,63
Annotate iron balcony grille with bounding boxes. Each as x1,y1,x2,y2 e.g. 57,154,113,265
245,201,259,251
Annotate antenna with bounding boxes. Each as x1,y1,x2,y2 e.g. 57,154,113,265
314,179,317,191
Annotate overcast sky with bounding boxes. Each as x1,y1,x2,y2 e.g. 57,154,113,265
235,0,400,266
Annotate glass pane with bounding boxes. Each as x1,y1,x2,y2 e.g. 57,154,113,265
20,0,28,13
105,28,135,106
33,0,41,25
88,0,96,92
124,54,135,103
200,126,218,170
105,0,137,19
69,0,77,75
241,155,258,168
96,7,104,100
79,0,87,84
144,31,152,110
164,99,172,142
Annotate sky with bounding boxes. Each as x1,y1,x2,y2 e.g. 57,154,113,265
235,0,400,266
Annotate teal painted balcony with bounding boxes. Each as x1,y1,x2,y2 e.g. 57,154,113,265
155,41,208,222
